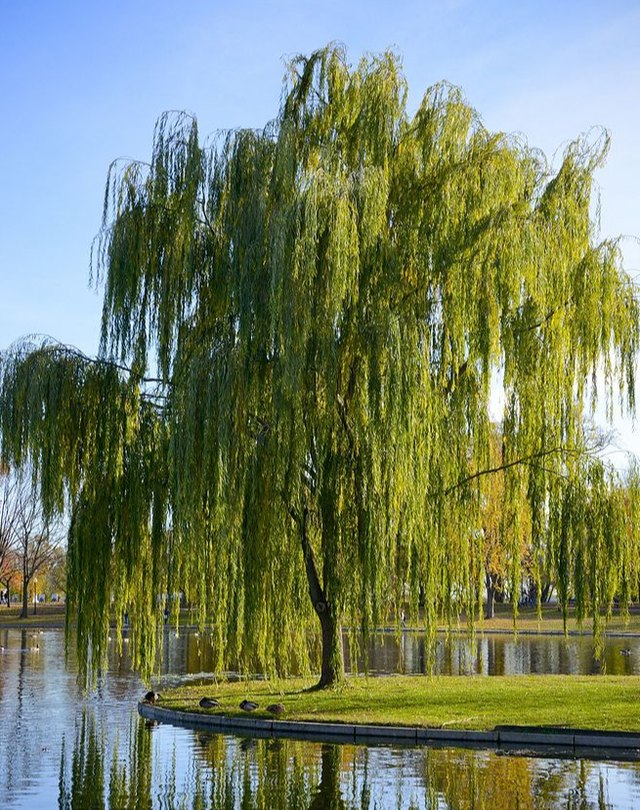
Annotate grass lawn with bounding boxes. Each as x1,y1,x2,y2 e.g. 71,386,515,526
0,604,67,626
474,603,640,635
159,674,640,733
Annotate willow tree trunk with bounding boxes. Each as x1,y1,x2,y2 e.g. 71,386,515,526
20,576,29,619
316,600,344,689
297,507,344,688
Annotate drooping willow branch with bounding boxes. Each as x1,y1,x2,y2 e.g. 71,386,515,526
2,44,639,686
9,335,171,387
442,445,592,496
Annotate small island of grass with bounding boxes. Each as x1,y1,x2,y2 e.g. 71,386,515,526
157,674,640,734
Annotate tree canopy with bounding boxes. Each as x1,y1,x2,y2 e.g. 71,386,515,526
1,45,639,686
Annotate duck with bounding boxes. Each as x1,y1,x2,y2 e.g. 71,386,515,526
620,648,632,656
199,697,220,709
266,703,285,716
144,691,161,704
239,699,259,712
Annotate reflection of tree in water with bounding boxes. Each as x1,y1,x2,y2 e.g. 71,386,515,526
58,718,363,809
198,736,351,809
0,629,51,803
59,713,152,810
307,745,346,810
57,717,627,810
422,749,616,810
108,717,153,810
58,713,105,810
563,762,611,810
425,749,537,809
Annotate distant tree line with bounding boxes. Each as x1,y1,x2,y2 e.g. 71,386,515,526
0,467,65,615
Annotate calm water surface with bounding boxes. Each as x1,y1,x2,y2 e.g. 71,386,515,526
158,626,640,678
352,630,640,676
2,627,640,808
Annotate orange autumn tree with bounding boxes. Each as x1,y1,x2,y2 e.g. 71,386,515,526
478,428,532,619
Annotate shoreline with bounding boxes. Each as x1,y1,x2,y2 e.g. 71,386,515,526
138,701,640,758
3,621,640,639
153,674,640,737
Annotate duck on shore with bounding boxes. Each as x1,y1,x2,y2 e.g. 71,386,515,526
199,697,220,709
240,700,259,712
266,703,285,716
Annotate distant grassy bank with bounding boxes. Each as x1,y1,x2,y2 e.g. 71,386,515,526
160,674,640,733
0,603,67,626
472,602,640,635
3,602,640,635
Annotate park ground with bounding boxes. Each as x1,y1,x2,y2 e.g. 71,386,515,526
159,674,640,733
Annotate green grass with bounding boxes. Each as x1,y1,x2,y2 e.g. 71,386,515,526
0,604,67,626
473,603,640,635
159,674,640,733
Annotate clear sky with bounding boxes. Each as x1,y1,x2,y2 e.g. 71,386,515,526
1,0,639,453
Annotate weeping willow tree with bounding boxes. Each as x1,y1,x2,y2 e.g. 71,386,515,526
1,45,639,687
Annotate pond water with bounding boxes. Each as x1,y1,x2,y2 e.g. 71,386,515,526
2,627,640,808
350,630,640,676
156,626,640,680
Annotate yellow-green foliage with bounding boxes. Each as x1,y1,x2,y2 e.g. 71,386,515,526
0,45,638,683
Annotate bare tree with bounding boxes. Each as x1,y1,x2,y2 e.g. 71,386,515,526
16,486,62,617
0,471,21,606
0,471,63,616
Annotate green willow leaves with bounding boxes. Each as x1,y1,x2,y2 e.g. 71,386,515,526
1,45,638,685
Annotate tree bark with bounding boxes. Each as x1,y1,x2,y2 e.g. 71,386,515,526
293,506,344,688
316,599,344,689
20,575,29,619
485,573,495,620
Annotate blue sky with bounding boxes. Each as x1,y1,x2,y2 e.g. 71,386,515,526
1,0,639,453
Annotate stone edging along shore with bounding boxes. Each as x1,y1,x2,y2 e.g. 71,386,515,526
138,702,640,754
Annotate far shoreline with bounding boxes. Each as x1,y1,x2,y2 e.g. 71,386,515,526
5,602,640,637
4,619,640,639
